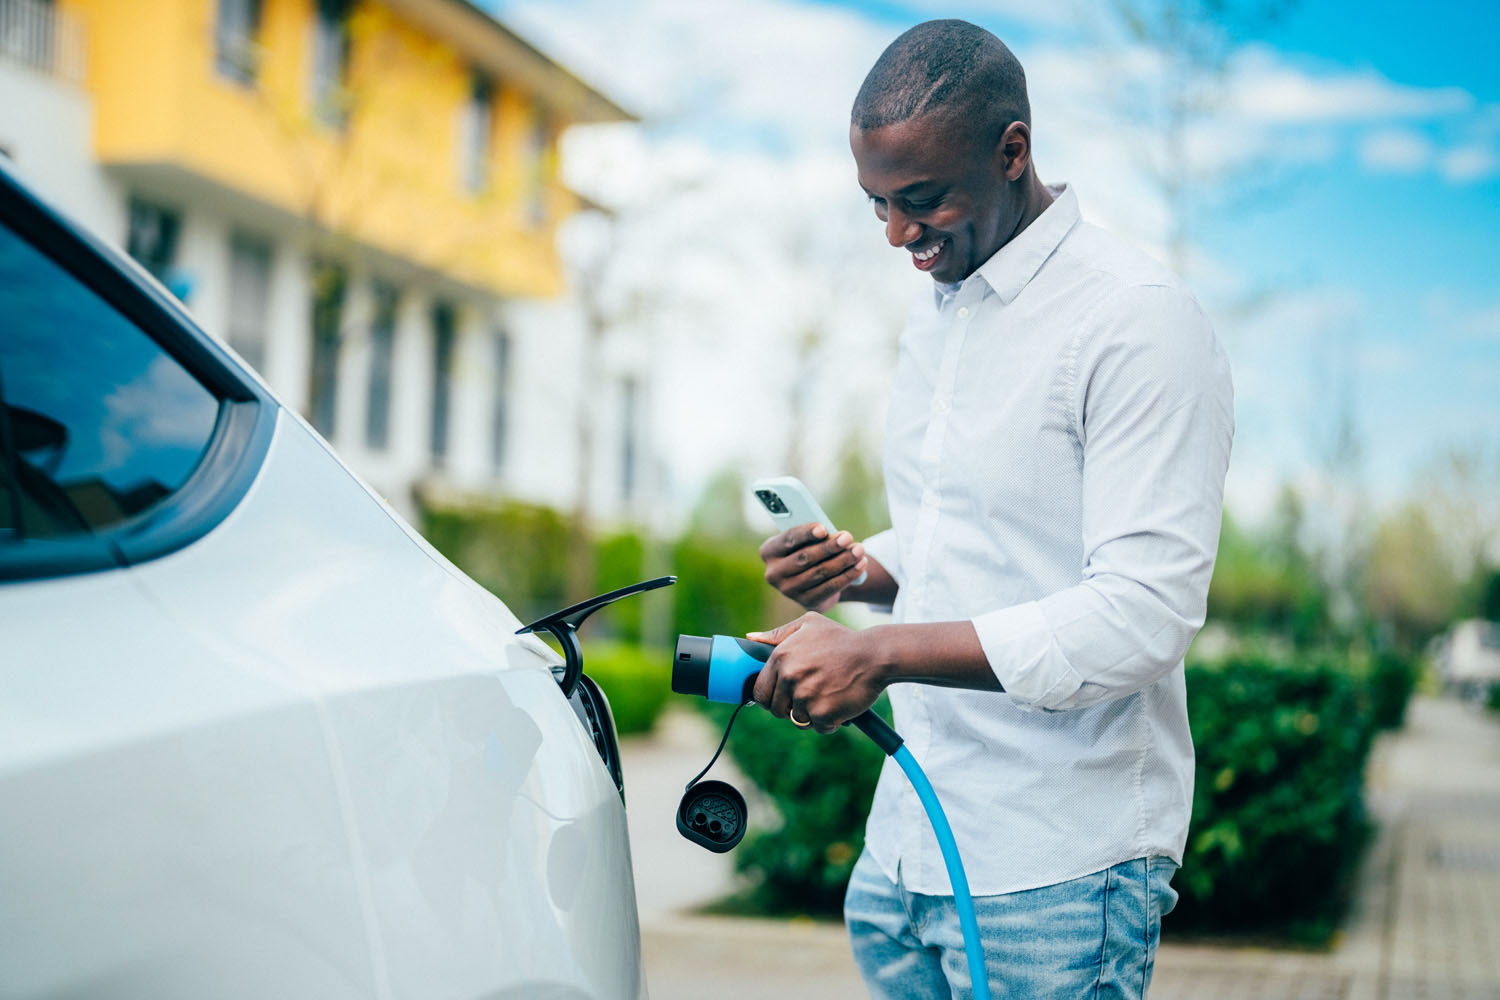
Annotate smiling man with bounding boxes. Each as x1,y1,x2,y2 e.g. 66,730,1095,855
750,19,1234,1000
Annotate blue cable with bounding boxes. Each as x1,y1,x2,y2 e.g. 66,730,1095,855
893,744,991,1000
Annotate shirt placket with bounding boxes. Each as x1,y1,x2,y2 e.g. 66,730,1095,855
899,286,978,884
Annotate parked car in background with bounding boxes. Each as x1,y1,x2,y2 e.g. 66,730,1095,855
0,156,645,999
1434,619,1500,702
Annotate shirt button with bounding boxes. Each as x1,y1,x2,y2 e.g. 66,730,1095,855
922,489,938,507
957,306,970,319
934,398,950,413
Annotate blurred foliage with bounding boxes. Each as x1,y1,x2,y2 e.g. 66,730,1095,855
594,530,647,644
1364,503,1460,649
420,494,571,626
418,492,671,648
1208,500,1329,645
582,641,672,736
823,432,891,542
706,697,891,915
670,533,776,639
1459,566,1500,623
1174,651,1375,941
1360,649,1421,731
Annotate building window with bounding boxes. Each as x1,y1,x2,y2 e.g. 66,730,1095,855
619,375,639,502
125,197,181,283
226,231,272,373
365,280,398,451
215,0,262,85
430,301,455,463
524,108,550,224
311,0,352,127
308,261,346,438
461,72,493,194
490,329,510,472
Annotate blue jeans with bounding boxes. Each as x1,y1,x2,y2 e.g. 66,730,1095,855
844,848,1178,999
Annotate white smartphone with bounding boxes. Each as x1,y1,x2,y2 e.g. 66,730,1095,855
750,475,867,586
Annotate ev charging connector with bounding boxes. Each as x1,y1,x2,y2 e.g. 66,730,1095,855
669,632,989,999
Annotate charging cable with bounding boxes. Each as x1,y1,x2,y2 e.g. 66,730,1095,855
673,635,992,1000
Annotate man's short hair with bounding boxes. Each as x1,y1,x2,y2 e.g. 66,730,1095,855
852,20,1030,142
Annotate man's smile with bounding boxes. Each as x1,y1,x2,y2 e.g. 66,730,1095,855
911,237,948,271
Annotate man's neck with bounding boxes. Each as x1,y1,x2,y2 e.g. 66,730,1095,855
1011,170,1055,243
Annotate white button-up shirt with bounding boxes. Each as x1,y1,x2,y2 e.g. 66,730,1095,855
860,184,1233,895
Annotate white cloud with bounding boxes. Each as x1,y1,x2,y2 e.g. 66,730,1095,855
1359,128,1433,172
1228,47,1473,124
1439,145,1500,183
1459,304,1500,339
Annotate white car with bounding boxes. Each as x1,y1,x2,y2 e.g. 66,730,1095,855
0,158,647,999
1437,618,1500,701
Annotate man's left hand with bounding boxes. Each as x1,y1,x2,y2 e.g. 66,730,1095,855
747,613,887,735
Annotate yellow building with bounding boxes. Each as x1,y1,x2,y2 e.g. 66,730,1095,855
1,0,638,517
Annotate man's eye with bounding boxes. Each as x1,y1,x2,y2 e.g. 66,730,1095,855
907,196,943,212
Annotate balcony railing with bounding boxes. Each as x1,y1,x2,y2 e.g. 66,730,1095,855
0,0,84,84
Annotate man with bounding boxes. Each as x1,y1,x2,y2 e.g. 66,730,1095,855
749,19,1233,1000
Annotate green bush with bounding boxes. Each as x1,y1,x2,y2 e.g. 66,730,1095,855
419,496,572,625
581,642,672,736
1177,651,1375,939
670,534,775,639
713,697,890,915
1361,650,1419,730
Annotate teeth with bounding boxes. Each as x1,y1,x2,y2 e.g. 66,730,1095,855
914,242,942,261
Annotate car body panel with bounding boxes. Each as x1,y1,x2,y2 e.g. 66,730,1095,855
125,412,647,998
0,162,646,998
0,568,378,998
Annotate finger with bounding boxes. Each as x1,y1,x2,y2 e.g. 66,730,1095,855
750,655,779,708
769,667,797,720
785,551,868,608
768,534,859,591
745,616,808,646
759,522,829,561
786,531,854,572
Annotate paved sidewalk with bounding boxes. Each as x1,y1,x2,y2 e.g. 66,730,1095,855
622,696,1500,999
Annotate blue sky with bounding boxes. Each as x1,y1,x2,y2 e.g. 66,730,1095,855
496,0,1499,526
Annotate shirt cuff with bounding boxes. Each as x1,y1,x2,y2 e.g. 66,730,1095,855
857,529,900,614
972,601,1086,711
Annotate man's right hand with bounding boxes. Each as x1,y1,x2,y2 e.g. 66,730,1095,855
759,523,869,612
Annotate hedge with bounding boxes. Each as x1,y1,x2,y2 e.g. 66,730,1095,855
713,652,1378,941
1175,652,1375,939
581,642,673,736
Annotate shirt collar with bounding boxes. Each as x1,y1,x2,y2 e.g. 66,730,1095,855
968,183,1080,305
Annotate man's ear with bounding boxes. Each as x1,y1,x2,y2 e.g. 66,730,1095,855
994,122,1031,182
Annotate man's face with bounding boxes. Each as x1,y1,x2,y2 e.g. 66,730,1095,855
850,112,1023,284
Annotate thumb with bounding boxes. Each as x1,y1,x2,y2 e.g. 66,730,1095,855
745,617,806,646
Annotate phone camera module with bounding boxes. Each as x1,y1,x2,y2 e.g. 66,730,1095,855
757,490,788,514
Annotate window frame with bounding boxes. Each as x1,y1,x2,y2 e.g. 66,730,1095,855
0,162,276,582
214,0,264,87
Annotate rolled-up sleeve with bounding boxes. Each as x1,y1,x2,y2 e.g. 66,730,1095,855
973,285,1233,711
860,527,903,587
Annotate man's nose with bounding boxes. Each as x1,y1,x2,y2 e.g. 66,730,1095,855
885,206,921,248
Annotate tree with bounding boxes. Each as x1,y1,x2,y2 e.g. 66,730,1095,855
1364,502,1461,650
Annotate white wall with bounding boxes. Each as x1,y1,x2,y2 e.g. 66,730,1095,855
0,62,122,241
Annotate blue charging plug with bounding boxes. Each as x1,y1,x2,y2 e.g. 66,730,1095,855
670,633,990,1000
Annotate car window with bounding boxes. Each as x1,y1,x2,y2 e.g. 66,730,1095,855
0,223,220,543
